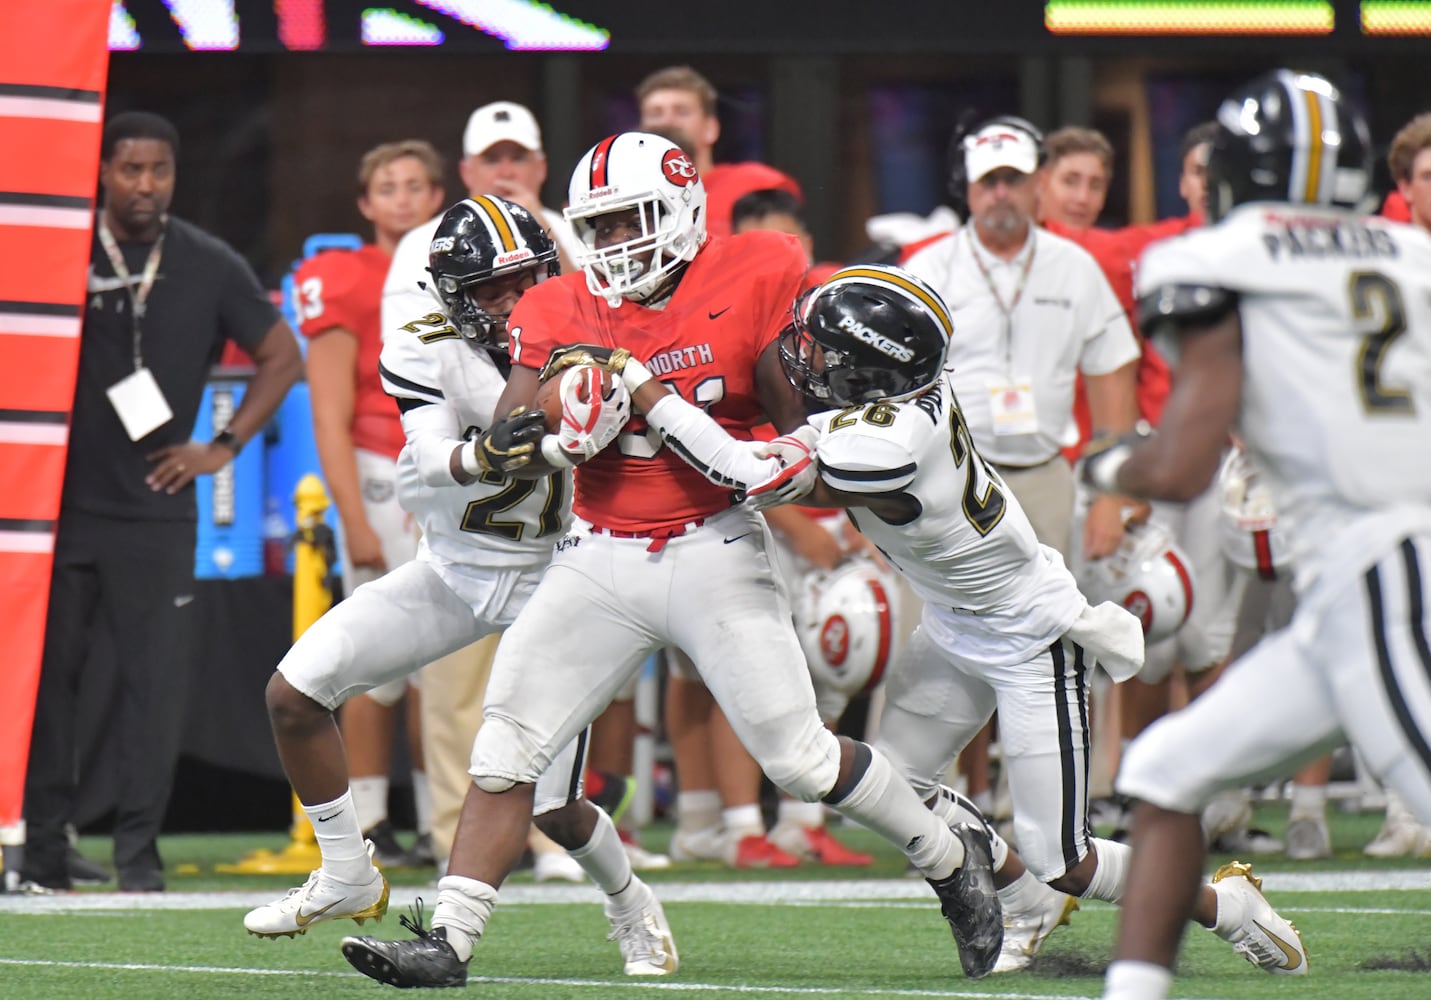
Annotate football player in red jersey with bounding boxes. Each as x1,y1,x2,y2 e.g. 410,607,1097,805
341,132,1006,987
292,141,445,863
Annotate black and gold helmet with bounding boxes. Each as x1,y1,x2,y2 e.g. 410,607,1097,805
426,195,559,352
1206,69,1372,222
779,265,953,407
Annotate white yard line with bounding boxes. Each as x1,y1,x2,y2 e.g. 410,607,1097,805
0,957,1225,1000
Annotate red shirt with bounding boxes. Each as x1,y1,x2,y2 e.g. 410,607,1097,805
703,162,803,239
1041,219,1178,455
293,245,406,460
508,231,808,531
1382,189,1412,222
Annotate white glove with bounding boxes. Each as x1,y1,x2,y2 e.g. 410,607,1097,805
553,365,631,461
745,426,820,511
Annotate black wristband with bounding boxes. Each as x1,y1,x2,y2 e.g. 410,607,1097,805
212,428,242,454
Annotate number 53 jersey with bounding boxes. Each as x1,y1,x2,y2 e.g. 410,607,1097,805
1137,204,1431,589
811,371,1087,670
379,312,571,572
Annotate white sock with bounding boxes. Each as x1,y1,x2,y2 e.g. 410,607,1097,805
303,791,371,883
1104,959,1173,1000
721,804,764,840
432,875,498,963
566,806,634,896
1082,838,1131,904
777,799,825,829
349,776,389,832
1289,784,1327,821
605,875,652,916
996,868,1048,909
676,790,721,833
827,744,962,879
412,770,433,835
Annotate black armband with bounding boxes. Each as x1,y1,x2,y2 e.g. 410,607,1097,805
212,428,242,454
1137,284,1238,334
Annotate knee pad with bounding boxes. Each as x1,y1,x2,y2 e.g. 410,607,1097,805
469,714,543,791
766,727,841,802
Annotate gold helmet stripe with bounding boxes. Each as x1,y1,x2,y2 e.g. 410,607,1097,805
470,195,519,252
823,266,954,337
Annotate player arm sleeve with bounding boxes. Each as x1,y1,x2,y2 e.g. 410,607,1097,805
815,433,919,495
642,392,787,490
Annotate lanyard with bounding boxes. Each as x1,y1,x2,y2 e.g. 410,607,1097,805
966,226,1035,368
97,217,166,371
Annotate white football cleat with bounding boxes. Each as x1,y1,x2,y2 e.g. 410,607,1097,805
1209,861,1307,975
244,846,389,939
605,879,679,975
992,884,1079,973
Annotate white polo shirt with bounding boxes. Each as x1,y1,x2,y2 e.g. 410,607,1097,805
903,224,1138,467
382,206,580,340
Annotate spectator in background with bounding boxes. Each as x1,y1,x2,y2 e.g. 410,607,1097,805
381,100,584,882
731,187,843,287
292,140,445,866
21,111,302,891
903,117,1140,562
637,65,802,240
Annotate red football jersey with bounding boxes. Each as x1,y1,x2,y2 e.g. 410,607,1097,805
508,230,808,532
704,162,804,239
293,245,406,460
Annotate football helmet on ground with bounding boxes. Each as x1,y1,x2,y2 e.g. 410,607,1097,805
1206,68,1372,222
779,264,953,406
426,195,559,352
1076,519,1195,644
792,557,901,700
564,132,706,305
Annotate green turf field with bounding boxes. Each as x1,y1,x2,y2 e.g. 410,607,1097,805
2,806,1428,999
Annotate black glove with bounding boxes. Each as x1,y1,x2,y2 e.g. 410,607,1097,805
538,342,620,381
472,406,546,474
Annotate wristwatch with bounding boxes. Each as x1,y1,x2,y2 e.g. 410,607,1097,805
212,428,242,454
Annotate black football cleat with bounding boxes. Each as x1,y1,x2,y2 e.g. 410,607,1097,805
927,823,1003,979
341,900,468,989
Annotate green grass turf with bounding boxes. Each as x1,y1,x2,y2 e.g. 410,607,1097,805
1,805,1428,998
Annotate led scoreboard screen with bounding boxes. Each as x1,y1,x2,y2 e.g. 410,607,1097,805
107,1,1431,52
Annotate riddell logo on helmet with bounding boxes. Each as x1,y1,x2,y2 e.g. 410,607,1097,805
1123,590,1154,634
583,185,617,200
494,248,535,266
820,615,850,668
661,149,698,187
836,314,914,362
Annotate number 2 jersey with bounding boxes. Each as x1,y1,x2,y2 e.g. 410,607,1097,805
378,313,571,571
506,230,809,532
1138,204,1431,589
809,370,1087,670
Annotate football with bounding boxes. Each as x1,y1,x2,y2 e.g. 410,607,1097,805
533,364,623,439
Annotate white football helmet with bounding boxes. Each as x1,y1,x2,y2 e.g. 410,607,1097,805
564,131,707,306
1217,447,1290,579
1077,520,1195,644
793,557,901,699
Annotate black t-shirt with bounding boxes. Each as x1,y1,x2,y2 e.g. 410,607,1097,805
63,216,278,521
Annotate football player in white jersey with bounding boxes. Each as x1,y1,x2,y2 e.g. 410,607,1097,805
604,262,1307,977
243,196,677,980
1082,70,1431,1000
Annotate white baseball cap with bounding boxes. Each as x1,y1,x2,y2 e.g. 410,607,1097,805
463,101,543,156
964,123,1040,182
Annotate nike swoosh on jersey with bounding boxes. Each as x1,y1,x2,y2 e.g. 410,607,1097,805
1251,920,1303,970
708,307,732,320
294,899,342,927
722,533,751,544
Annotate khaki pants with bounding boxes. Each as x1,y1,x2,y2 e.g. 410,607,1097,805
417,632,499,862
993,458,1074,559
